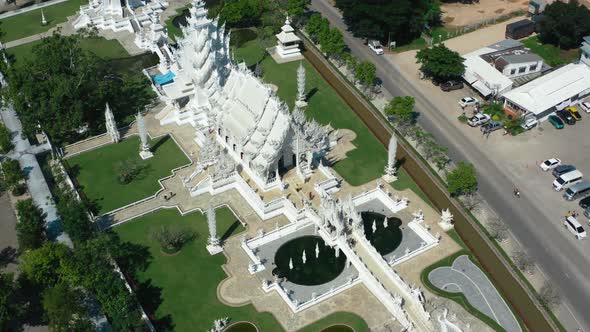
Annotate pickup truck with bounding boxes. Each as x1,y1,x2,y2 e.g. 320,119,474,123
467,113,491,127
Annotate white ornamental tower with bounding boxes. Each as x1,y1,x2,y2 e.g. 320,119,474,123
383,134,398,182
104,103,120,143
137,112,153,159
273,17,303,62
296,62,307,108
206,205,223,254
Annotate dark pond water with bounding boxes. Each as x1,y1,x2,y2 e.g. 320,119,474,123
361,211,403,255
224,321,258,332
273,235,346,286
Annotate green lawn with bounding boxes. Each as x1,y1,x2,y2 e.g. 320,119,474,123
0,0,87,42
67,135,189,214
115,208,368,332
390,168,433,207
6,37,129,64
234,29,387,186
522,36,580,67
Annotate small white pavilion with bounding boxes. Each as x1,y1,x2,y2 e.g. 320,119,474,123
272,17,303,63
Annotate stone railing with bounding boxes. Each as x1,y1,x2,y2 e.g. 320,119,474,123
352,186,408,214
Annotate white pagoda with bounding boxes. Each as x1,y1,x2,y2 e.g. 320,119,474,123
152,0,330,191
273,17,303,62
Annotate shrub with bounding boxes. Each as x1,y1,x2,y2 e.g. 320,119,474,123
458,114,468,123
151,226,195,254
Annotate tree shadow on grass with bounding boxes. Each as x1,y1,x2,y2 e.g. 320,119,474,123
135,278,175,331
150,135,170,154
306,87,319,102
220,221,242,243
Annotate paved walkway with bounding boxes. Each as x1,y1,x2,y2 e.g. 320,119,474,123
0,192,18,274
429,255,522,332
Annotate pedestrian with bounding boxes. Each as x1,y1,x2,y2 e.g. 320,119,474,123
164,194,168,201
566,211,571,217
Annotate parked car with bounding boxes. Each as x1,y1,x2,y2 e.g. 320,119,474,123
584,207,590,219
566,106,582,121
579,101,590,113
553,164,576,178
440,80,464,92
467,113,491,127
368,40,384,55
580,196,590,209
548,115,564,129
480,121,503,134
564,216,586,240
459,97,478,108
540,158,562,171
556,110,576,125
521,117,538,130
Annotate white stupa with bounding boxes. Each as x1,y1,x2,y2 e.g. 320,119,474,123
272,17,303,63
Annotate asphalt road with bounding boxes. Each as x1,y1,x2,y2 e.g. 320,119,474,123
310,0,588,329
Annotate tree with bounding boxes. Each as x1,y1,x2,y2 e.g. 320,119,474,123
15,199,46,251
385,96,415,123
56,195,94,244
354,61,376,89
220,0,265,28
0,273,23,330
151,226,195,254
446,161,477,196
306,14,329,43
0,123,12,153
1,158,25,194
319,28,347,59
488,217,508,242
416,44,465,82
287,0,311,20
537,0,590,50
5,32,153,144
459,193,482,212
43,283,93,332
513,250,535,275
537,282,562,309
335,0,441,44
114,158,145,184
20,243,70,288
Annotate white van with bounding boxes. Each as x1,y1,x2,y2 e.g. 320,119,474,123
564,216,586,239
552,170,583,191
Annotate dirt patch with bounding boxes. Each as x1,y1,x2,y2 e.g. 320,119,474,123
441,0,527,28
444,17,455,24
495,8,506,13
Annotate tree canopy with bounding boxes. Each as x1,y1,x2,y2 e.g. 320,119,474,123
0,273,22,330
16,199,46,251
220,0,266,28
416,44,465,82
354,61,377,88
385,96,415,123
335,0,441,44
537,0,590,50
43,282,93,332
447,162,477,196
1,158,24,190
5,32,154,145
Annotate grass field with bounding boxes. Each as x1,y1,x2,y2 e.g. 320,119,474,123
522,36,580,67
6,36,129,64
0,0,87,42
67,135,189,214
115,208,369,332
234,29,387,186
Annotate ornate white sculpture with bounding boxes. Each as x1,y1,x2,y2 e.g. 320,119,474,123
289,257,294,270
383,134,398,182
384,216,389,228
372,220,377,233
41,10,47,26
273,16,303,62
206,205,222,254
439,208,454,231
315,243,319,258
302,250,307,264
137,112,153,159
295,62,307,108
104,103,120,143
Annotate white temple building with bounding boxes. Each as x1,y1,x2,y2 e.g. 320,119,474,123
74,0,168,51
273,17,303,62
150,0,330,191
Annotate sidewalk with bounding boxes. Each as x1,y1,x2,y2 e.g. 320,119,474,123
0,0,68,20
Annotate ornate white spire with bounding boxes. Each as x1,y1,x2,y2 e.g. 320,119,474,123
137,112,153,159
105,103,120,143
207,205,219,246
383,134,397,181
296,62,307,108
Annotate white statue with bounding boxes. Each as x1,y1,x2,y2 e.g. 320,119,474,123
383,216,389,228
105,103,120,143
372,220,377,233
302,249,307,264
289,257,294,270
41,9,47,25
383,134,398,182
295,62,307,108
137,112,153,159
439,208,454,231
206,205,222,254
315,242,320,258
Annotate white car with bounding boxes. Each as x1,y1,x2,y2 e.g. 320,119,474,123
459,97,478,108
579,101,590,113
467,113,491,127
368,40,384,55
540,158,562,171
521,117,538,130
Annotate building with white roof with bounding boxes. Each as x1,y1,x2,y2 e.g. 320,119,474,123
150,0,330,191
462,39,545,97
502,62,590,120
